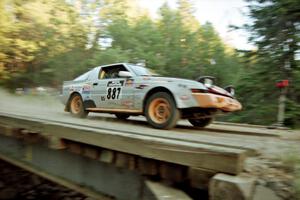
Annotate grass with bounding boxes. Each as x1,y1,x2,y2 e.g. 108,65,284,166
295,163,300,200
280,151,300,199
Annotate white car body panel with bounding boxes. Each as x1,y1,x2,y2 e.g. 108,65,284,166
61,63,234,114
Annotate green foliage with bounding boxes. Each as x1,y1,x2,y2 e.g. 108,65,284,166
8,0,299,126
231,0,300,127
0,0,241,87
280,152,300,199
98,0,242,85
90,48,130,66
0,0,89,88
296,173,300,200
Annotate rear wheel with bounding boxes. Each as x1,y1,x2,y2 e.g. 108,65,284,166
188,118,213,128
115,113,130,120
69,94,88,118
145,92,180,129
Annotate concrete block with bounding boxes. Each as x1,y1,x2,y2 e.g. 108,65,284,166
83,146,99,160
128,155,136,170
0,124,13,136
48,136,67,150
12,128,23,139
188,168,215,189
67,142,82,154
143,180,192,200
115,152,130,168
253,185,280,200
115,152,136,169
137,158,158,176
24,132,42,144
209,173,256,200
99,149,114,163
159,163,186,183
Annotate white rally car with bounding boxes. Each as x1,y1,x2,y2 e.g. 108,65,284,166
60,63,242,129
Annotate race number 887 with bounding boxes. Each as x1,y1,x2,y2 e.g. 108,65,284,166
107,87,121,100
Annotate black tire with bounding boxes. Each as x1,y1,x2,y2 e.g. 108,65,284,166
188,118,213,128
145,92,180,129
115,113,130,120
69,94,88,118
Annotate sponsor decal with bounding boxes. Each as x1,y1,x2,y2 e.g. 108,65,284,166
125,79,134,87
107,101,119,105
69,86,74,92
107,80,124,87
82,84,91,94
106,80,124,100
107,87,121,100
70,86,81,93
135,84,148,90
121,100,133,107
178,84,187,88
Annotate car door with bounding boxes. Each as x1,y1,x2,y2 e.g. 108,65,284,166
90,64,134,110
88,67,106,107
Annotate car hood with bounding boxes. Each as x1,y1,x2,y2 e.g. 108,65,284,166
209,85,233,97
143,76,233,97
143,76,207,89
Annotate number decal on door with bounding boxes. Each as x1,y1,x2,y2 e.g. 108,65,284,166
107,87,121,100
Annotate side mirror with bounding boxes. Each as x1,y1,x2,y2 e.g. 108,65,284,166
118,71,132,78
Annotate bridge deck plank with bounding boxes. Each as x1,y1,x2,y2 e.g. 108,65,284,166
0,114,247,174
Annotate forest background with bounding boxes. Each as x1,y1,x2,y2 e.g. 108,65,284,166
0,0,299,127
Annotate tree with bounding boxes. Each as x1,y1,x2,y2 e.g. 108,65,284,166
177,0,199,32
0,0,245,102
235,0,300,126
195,23,243,86
0,0,89,88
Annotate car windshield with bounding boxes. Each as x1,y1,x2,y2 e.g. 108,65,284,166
128,64,159,76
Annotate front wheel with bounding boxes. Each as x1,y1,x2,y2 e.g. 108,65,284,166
188,118,213,128
145,92,180,129
69,94,88,118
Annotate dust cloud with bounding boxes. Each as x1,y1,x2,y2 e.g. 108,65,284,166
0,88,64,116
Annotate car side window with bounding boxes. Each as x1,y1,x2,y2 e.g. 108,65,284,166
99,65,128,79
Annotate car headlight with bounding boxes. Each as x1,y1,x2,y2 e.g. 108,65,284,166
204,78,213,87
224,85,235,96
196,76,215,88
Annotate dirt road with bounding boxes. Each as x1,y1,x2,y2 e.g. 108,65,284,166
0,89,299,199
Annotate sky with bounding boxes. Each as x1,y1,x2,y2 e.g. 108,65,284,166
137,0,255,50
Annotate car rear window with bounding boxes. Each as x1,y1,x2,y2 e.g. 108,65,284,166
74,70,91,81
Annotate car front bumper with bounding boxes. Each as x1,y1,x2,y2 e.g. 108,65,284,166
192,93,242,112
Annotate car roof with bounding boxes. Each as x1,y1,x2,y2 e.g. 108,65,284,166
97,63,130,68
